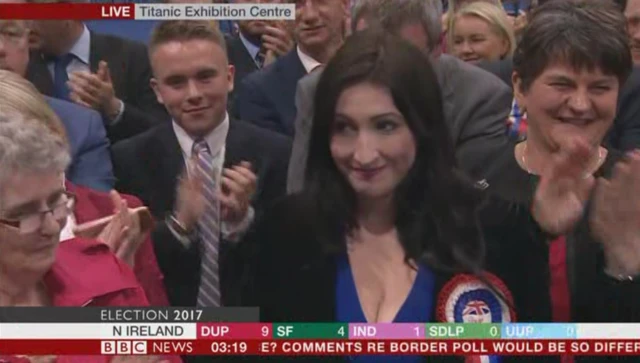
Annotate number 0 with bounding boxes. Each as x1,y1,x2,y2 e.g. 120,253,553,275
490,326,498,336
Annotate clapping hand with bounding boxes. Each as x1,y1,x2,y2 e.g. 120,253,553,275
68,61,122,120
591,150,640,277
97,191,145,266
173,160,255,230
219,161,257,225
531,138,596,235
261,21,294,65
174,158,206,231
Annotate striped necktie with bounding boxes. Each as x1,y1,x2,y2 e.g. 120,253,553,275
193,139,222,307
255,46,266,68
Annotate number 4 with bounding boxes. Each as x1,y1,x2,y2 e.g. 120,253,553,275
338,326,345,336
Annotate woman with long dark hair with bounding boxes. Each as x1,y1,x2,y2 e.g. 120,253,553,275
241,29,546,363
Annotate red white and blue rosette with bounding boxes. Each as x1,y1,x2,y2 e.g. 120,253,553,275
436,273,516,363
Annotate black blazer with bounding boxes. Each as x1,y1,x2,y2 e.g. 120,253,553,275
226,34,259,89
481,143,640,325
608,67,640,152
240,194,557,363
232,49,307,137
226,34,259,114
27,31,169,143
111,119,291,307
477,59,640,152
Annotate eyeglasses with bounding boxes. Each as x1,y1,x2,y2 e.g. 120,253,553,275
0,192,76,234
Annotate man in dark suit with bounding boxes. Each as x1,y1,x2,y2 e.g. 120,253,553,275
226,0,294,87
225,35,259,92
0,17,114,192
478,58,640,151
225,0,294,112
233,0,349,136
112,21,291,308
26,12,168,143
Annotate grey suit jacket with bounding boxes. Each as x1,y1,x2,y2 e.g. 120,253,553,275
287,54,512,193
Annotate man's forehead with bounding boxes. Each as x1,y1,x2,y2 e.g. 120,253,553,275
152,40,226,66
153,39,224,57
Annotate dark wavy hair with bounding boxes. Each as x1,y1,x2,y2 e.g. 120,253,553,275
302,29,485,273
514,0,632,92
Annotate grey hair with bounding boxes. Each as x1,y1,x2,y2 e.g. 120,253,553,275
352,0,443,51
0,112,70,191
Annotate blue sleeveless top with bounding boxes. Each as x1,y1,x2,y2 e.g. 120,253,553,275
335,254,435,362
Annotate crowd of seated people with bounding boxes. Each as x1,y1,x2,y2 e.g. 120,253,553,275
1,0,640,362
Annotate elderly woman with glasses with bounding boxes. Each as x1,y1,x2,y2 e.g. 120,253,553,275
0,111,146,307
0,69,169,307
0,112,180,362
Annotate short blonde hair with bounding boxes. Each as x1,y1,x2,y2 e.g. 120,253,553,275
448,2,516,58
0,70,69,146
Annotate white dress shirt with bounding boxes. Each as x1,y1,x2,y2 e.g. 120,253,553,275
171,114,254,245
239,31,261,67
297,46,322,74
47,24,91,77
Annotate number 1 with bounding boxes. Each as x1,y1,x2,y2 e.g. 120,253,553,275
567,327,574,337
415,327,420,336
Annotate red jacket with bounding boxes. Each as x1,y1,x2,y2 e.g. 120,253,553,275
66,182,170,306
0,239,180,363
45,237,150,307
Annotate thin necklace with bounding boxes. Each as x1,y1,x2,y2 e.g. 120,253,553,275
521,142,604,178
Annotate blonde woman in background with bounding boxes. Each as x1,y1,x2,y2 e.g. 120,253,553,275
441,0,501,51
448,1,516,63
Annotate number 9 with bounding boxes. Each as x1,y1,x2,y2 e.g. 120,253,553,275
262,326,269,337
490,326,498,337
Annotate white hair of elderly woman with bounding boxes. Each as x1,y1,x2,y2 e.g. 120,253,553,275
0,111,70,196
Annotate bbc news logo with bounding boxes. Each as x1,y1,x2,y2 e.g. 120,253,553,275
101,340,148,354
